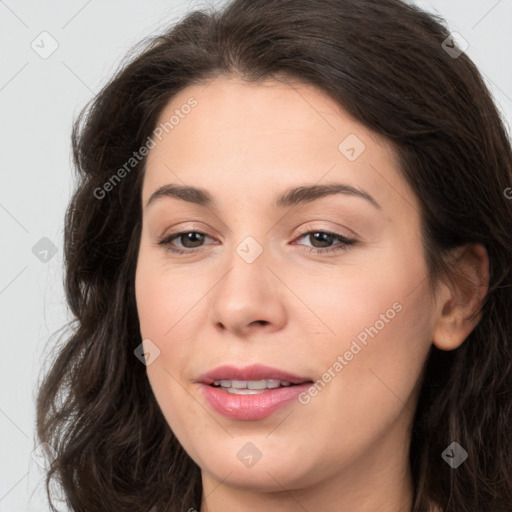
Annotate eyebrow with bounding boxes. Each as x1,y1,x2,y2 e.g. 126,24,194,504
145,182,381,210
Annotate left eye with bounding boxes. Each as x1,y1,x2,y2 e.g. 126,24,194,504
158,230,357,255
293,230,357,254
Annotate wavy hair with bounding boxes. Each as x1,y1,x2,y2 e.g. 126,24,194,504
36,0,512,510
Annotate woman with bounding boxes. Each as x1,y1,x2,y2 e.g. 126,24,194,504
36,0,512,510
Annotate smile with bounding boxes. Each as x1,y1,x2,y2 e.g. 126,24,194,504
212,379,293,394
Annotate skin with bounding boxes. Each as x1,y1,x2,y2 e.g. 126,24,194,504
135,76,488,512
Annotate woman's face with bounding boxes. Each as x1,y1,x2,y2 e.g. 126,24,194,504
135,77,441,504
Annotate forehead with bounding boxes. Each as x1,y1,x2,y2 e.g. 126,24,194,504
141,77,414,217
148,76,376,159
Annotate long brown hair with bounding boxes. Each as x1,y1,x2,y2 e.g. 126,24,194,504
36,0,512,510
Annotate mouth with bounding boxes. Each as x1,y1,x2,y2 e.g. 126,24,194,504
209,378,304,395
196,364,314,420
197,363,313,388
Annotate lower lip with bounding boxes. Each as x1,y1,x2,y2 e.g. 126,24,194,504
200,383,312,420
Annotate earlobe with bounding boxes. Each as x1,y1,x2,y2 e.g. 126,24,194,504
432,244,489,351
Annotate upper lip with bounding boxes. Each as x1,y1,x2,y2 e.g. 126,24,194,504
197,364,313,385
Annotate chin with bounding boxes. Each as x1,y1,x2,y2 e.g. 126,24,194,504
203,461,307,493
195,437,317,491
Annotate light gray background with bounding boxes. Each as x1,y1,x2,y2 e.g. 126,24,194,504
1,1,511,510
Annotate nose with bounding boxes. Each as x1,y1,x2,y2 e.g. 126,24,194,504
208,239,287,337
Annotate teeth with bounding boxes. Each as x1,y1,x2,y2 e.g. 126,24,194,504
247,380,271,389
226,388,267,395
212,379,293,391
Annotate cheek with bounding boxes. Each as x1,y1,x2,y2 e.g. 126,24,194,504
135,248,201,342
135,253,184,396
291,250,428,356
135,256,204,448
293,242,434,414
134,249,209,414
135,275,173,339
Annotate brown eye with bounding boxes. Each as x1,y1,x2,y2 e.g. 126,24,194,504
175,232,205,248
294,230,357,255
158,231,213,254
304,232,336,248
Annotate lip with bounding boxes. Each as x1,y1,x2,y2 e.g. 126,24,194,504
196,363,312,385
196,364,314,421
199,383,313,420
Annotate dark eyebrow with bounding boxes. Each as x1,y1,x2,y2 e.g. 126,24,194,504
146,184,213,209
274,183,381,210
145,182,381,210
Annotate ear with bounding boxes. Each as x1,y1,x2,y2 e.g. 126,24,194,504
432,244,489,351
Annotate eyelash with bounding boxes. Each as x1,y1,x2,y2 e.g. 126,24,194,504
157,228,357,256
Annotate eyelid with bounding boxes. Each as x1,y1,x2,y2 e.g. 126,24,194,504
293,223,355,240
158,222,218,239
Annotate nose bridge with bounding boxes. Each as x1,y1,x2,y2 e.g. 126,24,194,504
220,199,277,266
223,231,274,295
207,228,287,333
234,234,266,266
